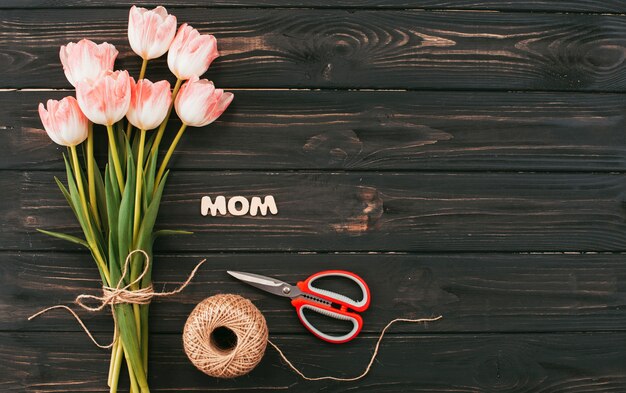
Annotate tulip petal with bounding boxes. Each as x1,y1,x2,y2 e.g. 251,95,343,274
59,39,118,87
129,5,177,60
167,24,219,80
175,77,232,127
38,97,89,146
127,78,172,130
76,70,131,126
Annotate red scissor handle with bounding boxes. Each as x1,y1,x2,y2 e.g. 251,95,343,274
291,298,363,344
298,270,371,312
291,270,371,344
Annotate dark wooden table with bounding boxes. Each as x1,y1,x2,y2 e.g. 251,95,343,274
2,1,626,391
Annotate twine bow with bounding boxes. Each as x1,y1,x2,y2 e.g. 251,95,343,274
28,249,206,349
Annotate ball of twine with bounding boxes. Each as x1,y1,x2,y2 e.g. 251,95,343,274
183,294,268,378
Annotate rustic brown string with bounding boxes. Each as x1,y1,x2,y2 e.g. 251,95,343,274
182,293,442,381
28,249,206,349
268,315,443,381
183,294,269,378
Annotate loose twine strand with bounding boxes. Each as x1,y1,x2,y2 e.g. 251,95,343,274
28,249,207,349
267,315,443,381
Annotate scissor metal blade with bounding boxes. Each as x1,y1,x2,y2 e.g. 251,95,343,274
227,271,300,298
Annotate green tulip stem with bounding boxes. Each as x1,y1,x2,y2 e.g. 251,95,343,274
139,58,148,80
69,146,89,221
131,129,147,343
69,145,110,285
155,123,187,189
148,78,182,159
108,336,123,393
132,129,146,242
126,121,133,141
121,341,141,393
86,122,100,228
106,124,125,192
108,338,116,386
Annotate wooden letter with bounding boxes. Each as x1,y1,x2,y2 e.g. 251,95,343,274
249,196,278,216
201,196,227,216
227,196,250,216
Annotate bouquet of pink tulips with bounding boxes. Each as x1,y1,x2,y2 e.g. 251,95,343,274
36,6,232,392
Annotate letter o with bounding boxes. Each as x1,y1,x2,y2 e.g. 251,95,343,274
228,196,250,216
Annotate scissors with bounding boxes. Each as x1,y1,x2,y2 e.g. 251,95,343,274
227,270,371,344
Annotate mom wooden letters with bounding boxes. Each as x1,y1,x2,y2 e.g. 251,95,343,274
201,195,278,217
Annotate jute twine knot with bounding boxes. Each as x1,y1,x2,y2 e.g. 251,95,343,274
183,293,442,381
183,294,269,378
29,249,206,349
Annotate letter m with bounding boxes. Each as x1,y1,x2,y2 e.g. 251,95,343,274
249,196,278,216
201,196,227,216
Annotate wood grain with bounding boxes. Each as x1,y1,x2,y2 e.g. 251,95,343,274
7,252,626,334
3,9,626,91
2,0,626,12
3,331,625,392
4,171,626,252
2,2,625,391
5,90,626,172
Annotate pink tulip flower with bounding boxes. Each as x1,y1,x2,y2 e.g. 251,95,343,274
59,39,118,87
38,96,89,146
174,76,233,127
128,5,177,60
167,24,219,80
76,70,131,126
127,78,172,130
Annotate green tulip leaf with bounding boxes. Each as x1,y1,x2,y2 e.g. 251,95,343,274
37,229,89,248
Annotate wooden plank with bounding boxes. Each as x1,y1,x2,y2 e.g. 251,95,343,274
3,9,626,91
6,90,626,172
3,171,626,252
3,331,625,391
7,252,626,334
2,0,626,12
